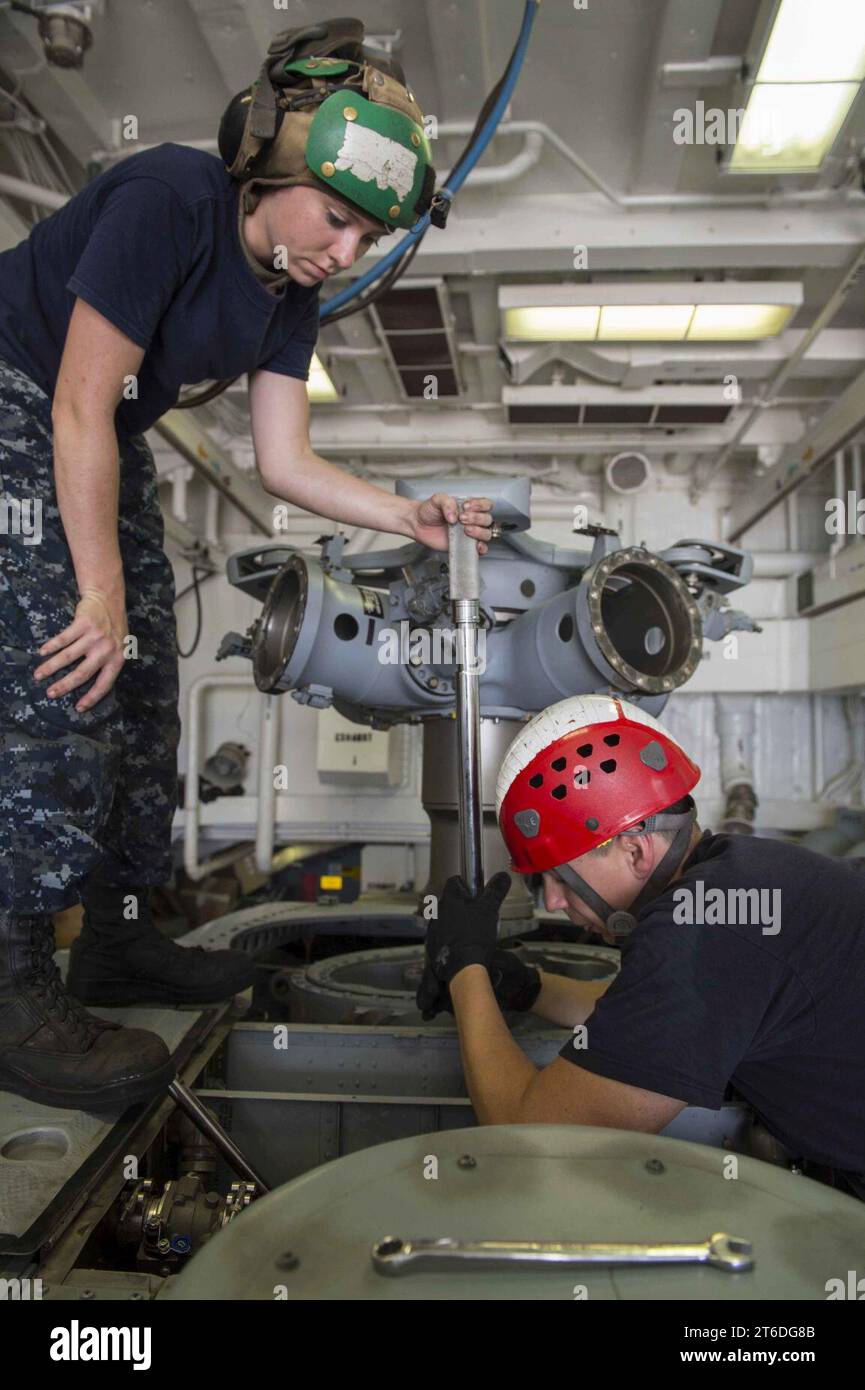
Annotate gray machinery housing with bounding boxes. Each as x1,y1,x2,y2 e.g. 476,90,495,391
221,477,757,918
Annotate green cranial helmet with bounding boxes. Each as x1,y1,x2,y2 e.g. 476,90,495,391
218,17,436,231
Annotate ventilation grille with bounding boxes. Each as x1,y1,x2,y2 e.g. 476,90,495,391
507,403,731,427
372,284,461,399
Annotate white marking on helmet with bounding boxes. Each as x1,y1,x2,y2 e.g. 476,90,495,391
494,694,665,818
335,123,417,200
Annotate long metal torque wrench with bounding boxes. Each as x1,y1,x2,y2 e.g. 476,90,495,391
371,1233,754,1276
169,1078,271,1194
448,505,484,897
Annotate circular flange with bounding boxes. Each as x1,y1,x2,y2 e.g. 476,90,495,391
578,547,702,695
289,942,620,1027
253,554,325,694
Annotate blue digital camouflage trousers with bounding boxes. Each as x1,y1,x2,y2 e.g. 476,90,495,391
0,358,180,912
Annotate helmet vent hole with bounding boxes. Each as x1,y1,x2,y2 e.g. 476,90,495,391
577,743,593,758
551,756,566,772
528,773,543,788
600,759,617,774
603,734,620,747
551,785,567,800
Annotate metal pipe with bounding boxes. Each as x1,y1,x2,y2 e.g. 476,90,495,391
169,465,192,523
716,695,757,835
255,693,279,874
0,171,68,209
465,129,544,185
750,551,820,577
660,56,743,87
168,1079,271,1193
310,435,738,457
204,485,221,548
449,515,484,896
832,449,847,553
785,494,799,553
813,694,824,808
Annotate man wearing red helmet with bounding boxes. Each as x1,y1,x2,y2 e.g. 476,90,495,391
419,694,865,1201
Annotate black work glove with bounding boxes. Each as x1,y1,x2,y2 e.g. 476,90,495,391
423,871,512,986
416,947,543,1021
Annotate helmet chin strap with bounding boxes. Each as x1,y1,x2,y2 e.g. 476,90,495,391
553,808,697,943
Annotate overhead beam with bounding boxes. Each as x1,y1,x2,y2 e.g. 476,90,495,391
307,402,805,457
338,194,865,278
422,0,484,121
459,277,504,400
235,0,281,56
183,0,261,97
629,0,724,193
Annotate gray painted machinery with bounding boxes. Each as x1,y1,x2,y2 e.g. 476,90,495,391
220,475,758,918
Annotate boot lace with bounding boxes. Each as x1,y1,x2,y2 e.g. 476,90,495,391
28,924,113,1047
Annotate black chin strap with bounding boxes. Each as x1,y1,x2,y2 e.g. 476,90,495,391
554,808,697,943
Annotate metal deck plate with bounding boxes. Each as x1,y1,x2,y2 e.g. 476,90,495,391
0,952,220,1249
165,1124,865,1301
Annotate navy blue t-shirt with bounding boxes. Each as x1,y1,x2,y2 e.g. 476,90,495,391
0,144,319,436
560,832,865,1171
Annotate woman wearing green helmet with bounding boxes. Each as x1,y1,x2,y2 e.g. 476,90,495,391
0,16,491,1112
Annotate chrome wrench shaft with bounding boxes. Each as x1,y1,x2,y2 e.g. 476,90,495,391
448,507,484,897
372,1232,754,1275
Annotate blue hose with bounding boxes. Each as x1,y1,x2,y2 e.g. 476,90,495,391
320,0,540,320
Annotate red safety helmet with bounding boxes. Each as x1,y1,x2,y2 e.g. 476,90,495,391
496,694,700,874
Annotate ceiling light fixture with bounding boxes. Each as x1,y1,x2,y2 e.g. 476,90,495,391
499,283,803,342
729,0,865,172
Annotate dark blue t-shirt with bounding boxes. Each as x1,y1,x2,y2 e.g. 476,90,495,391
560,832,865,1171
0,144,319,436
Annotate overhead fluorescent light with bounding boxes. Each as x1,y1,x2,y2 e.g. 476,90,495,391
729,78,859,172
688,303,793,339
730,0,865,172
503,305,600,341
599,305,694,341
307,353,338,402
499,283,802,342
756,0,865,83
